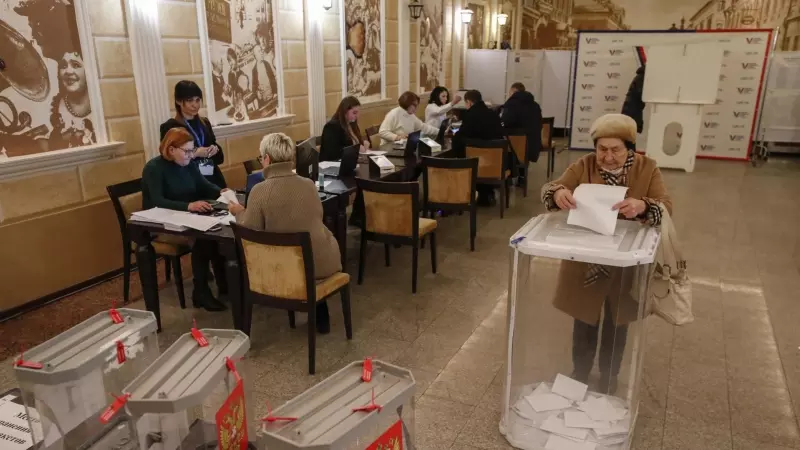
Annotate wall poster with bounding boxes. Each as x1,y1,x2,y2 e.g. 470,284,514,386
419,0,443,92
466,3,485,49
569,30,772,161
0,0,99,158
343,0,383,102
203,0,279,124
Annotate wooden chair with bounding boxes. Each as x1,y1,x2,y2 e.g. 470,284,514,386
542,117,555,179
107,179,191,307
464,138,512,218
506,129,530,197
355,178,437,293
231,225,353,374
421,156,479,251
365,125,380,149
296,137,320,181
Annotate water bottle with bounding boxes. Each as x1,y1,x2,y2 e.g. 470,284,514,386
318,173,325,191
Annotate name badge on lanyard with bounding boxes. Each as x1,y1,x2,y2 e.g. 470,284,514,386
187,120,213,175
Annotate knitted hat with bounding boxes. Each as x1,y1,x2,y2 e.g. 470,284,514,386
589,114,637,144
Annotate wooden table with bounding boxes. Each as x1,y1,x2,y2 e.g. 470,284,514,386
128,146,454,333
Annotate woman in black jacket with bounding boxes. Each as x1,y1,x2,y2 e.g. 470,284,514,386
320,96,370,161
160,80,227,188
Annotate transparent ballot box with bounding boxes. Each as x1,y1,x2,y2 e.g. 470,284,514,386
500,213,660,450
13,308,159,450
258,360,416,449
123,328,254,449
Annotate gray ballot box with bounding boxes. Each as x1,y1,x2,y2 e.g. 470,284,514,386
123,329,254,449
12,308,159,450
500,212,660,450
258,360,416,450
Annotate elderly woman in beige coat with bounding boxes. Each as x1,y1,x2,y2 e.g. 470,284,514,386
541,113,672,394
234,132,342,334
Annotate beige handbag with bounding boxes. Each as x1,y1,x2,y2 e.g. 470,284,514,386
649,205,694,325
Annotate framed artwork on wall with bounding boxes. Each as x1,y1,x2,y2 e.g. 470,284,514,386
419,0,444,93
341,0,385,103
197,0,285,125
0,0,105,159
467,2,485,49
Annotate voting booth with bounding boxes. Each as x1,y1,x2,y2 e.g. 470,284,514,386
258,360,416,449
13,308,159,449
123,328,254,449
500,212,659,449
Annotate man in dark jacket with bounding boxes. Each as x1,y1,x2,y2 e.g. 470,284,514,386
621,65,646,140
502,82,542,188
453,90,507,205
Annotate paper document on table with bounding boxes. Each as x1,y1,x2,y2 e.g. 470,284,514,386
365,150,387,156
319,161,340,169
217,190,240,205
567,184,628,235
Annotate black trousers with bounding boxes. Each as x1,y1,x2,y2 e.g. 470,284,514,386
191,240,228,294
572,300,628,377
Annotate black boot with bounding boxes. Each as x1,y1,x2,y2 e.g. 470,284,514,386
598,373,618,395
192,285,227,312
315,302,331,334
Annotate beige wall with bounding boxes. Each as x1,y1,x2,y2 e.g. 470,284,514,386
0,0,458,311
0,0,144,310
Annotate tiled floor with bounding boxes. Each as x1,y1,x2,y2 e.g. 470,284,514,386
2,150,800,449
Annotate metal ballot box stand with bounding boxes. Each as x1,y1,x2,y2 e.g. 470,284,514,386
258,360,415,449
13,308,159,450
500,213,659,450
123,329,254,449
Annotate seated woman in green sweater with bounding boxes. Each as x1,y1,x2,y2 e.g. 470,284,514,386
142,128,243,311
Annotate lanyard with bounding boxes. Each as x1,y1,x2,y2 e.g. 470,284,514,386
184,118,205,147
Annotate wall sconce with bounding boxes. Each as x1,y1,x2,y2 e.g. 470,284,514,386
408,1,424,20
497,13,509,26
322,0,332,10
460,9,473,24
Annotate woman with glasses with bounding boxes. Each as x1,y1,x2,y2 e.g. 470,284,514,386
142,128,244,312
160,80,227,188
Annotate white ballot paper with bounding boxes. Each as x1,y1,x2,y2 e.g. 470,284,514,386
564,411,610,430
540,415,589,441
525,384,572,412
567,184,628,236
552,374,588,402
545,434,597,450
217,189,240,205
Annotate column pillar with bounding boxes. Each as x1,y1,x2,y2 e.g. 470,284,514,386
304,0,327,135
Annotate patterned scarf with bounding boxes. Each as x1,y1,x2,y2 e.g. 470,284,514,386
584,151,635,286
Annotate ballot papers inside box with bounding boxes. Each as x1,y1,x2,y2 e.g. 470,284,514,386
501,212,660,450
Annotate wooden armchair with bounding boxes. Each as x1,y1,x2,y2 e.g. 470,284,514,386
542,117,555,179
421,156,479,251
506,129,530,197
464,138,512,218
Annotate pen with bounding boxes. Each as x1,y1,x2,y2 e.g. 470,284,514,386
510,236,525,245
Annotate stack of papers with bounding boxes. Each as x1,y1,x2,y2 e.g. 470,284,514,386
319,161,340,170
131,208,222,232
365,150,387,156
509,374,632,450
216,190,240,205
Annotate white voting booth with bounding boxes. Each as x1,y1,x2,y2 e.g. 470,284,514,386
465,49,574,128
642,42,723,172
501,212,659,450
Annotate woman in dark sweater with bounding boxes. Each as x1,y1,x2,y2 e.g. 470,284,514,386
319,96,370,161
160,80,227,188
142,128,243,311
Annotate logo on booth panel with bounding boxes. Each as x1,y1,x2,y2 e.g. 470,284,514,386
704,121,720,129
583,61,598,67
608,49,623,56
604,95,618,101
719,74,727,81
583,73,596,78
581,96,592,100
733,111,750,118
579,106,593,112
741,63,758,70
707,112,721,116
730,135,745,141
577,127,590,133
700,144,716,151
746,37,763,44
604,108,617,112
736,101,750,105
606,72,620,79
745,51,760,55
737,87,754,94
586,50,598,55
715,99,724,105
606,85,619,90
724,50,731,56
581,84,595,90
732,124,747,129
702,135,716,139
610,62,621,66
585,37,600,44
741,76,756,81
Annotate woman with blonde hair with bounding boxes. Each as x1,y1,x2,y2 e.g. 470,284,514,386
141,128,241,311
234,133,342,333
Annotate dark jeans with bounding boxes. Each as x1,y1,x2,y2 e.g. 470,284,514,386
191,240,228,294
572,300,628,378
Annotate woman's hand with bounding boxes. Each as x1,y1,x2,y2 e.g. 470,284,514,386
195,146,211,158
613,198,646,219
394,133,407,141
452,95,462,104
206,145,220,158
363,139,371,149
553,188,577,210
188,201,213,213
228,203,245,215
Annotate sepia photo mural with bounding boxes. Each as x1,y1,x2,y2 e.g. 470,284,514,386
467,3,485,49
344,0,383,102
203,0,279,124
419,0,444,92
0,0,99,159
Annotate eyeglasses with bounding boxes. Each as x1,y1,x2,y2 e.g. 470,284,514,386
172,146,196,156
